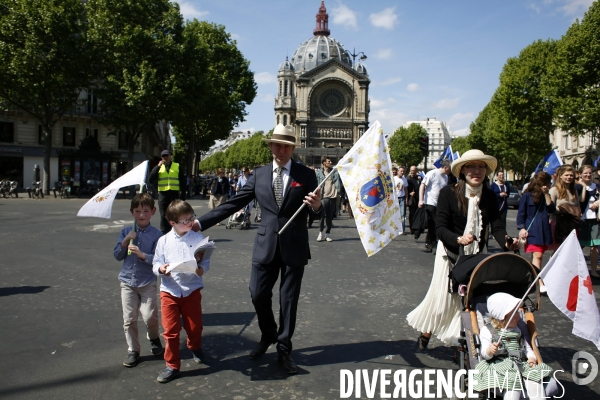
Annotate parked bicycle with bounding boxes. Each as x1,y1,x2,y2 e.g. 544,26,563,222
0,181,19,198
32,181,44,199
59,180,71,199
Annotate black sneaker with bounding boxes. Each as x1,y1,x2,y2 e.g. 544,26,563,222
150,337,163,356
157,367,180,383
424,243,432,253
123,351,139,367
191,348,204,364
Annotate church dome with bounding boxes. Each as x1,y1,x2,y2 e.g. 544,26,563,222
278,57,295,73
291,36,352,73
354,61,367,75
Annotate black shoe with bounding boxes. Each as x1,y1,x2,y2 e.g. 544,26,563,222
156,367,180,383
423,243,432,253
191,348,204,364
123,351,139,367
278,353,298,374
414,233,421,240
417,333,430,351
249,340,275,359
149,337,163,356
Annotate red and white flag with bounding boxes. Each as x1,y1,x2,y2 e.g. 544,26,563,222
539,230,600,350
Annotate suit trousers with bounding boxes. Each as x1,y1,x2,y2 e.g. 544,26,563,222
425,205,438,246
160,289,203,370
249,244,305,355
158,190,180,234
120,282,160,353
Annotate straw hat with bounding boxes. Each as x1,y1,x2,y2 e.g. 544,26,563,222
451,149,497,177
263,124,297,146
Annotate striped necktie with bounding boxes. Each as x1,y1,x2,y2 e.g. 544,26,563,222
274,166,284,207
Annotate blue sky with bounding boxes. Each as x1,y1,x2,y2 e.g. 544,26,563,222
174,0,595,136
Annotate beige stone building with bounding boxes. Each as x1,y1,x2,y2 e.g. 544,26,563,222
550,127,599,170
274,1,370,165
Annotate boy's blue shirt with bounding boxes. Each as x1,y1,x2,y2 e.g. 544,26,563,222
114,223,162,287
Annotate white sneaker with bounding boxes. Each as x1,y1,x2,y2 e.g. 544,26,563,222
540,282,547,294
317,232,323,242
325,235,333,242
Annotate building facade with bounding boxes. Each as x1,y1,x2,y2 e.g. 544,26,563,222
0,90,169,190
274,1,370,166
403,117,452,170
550,127,598,170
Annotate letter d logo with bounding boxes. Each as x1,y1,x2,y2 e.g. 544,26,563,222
572,351,598,385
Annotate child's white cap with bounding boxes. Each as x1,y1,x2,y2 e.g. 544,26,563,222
487,293,522,321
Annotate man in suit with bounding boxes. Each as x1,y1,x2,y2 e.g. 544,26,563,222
194,124,322,374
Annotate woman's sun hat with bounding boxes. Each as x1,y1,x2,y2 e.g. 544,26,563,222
487,293,522,321
451,149,497,177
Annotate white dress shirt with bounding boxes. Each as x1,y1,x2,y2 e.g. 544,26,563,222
152,229,210,297
272,159,292,199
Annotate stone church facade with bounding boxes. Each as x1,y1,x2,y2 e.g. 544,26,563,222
274,1,370,165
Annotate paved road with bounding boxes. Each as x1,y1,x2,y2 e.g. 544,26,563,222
0,196,598,399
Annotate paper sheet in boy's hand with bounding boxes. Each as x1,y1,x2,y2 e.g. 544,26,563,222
166,260,198,274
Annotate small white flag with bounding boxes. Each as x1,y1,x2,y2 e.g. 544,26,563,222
539,230,600,350
336,121,402,257
77,161,148,219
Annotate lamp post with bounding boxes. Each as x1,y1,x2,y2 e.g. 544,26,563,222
347,49,367,141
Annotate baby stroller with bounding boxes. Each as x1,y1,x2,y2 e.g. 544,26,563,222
450,252,541,399
225,203,252,230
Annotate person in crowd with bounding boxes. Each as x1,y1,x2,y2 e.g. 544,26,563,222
152,200,210,383
491,171,510,229
418,159,451,253
407,150,519,350
394,166,409,234
472,293,556,399
316,157,341,242
208,168,229,225
577,165,600,277
549,165,580,246
149,150,186,234
114,194,163,368
406,166,421,236
194,124,322,375
227,172,236,199
517,172,555,292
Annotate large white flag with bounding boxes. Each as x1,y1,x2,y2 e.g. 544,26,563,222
77,161,149,219
336,121,402,257
539,230,600,350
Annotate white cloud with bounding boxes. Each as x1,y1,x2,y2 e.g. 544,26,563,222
254,72,277,84
259,93,274,102
558,0,594,16
373,77,402,87
370,109,411,132
369,7,399,30
432,98,460,110
331,4,358,29
407,83,419,92
177,1,209,20
447,112,476,133
370,97,397,108
374,48,394,60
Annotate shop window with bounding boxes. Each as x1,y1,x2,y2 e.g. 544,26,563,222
63,127,76,146
118,131,128,150
0,121,14,143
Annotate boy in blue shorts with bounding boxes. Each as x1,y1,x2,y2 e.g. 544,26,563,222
114,193,163,367
153,199,210,383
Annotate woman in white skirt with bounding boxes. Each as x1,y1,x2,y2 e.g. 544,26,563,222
407,150,519,349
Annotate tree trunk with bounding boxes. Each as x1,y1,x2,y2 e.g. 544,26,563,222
43,124,53,194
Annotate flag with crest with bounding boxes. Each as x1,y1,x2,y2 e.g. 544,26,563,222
336,121,402,257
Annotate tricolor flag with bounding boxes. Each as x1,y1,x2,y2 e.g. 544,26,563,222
539,230,600,350
336,121,402,257
77,161,149,218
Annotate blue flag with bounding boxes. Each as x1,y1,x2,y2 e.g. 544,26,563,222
433,145,454,168
535,150,563,175
453,151,460,160
594,155,600,168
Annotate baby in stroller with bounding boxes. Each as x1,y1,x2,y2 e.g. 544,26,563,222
472,292,558,399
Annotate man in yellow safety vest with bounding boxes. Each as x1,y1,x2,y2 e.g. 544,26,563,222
149,149,186,234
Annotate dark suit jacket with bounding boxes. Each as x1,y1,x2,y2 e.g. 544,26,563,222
436,184,509,255
198,162,320,267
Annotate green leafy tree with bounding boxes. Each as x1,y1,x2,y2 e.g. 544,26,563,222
87,0,184,171
388,124,426,168
547,2,600,147
450,136,471,156
0,0,93,192
171,20,257,173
